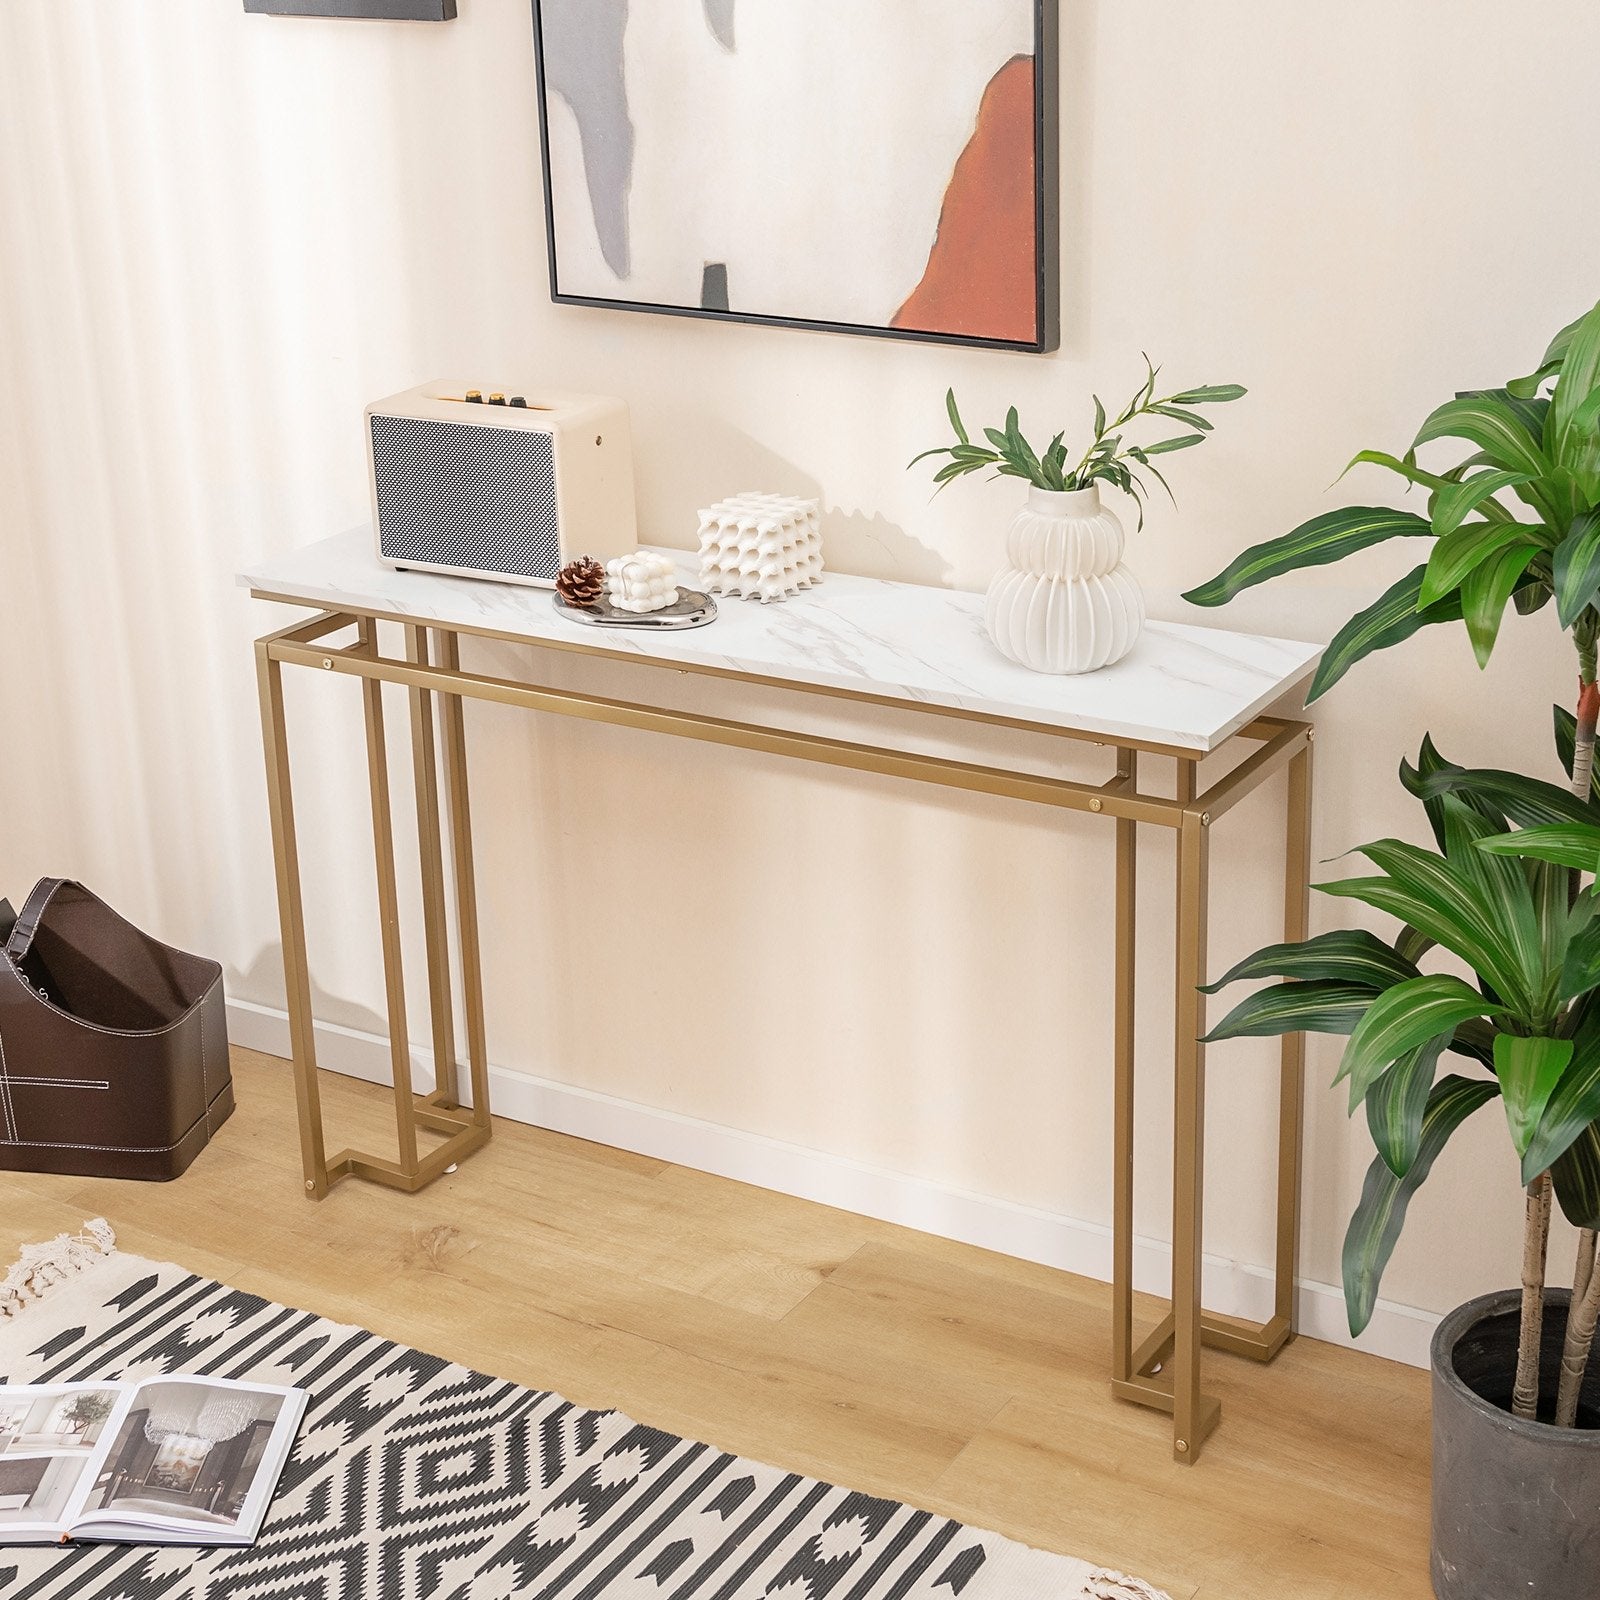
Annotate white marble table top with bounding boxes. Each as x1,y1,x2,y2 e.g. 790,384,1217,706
239,528,1320,753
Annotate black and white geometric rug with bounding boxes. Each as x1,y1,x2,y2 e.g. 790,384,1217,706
0,1224,1168,1600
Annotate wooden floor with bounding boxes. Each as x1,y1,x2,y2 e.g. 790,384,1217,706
0,1048,1432,1598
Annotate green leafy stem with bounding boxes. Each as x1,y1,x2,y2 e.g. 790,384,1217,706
909,360,1245,528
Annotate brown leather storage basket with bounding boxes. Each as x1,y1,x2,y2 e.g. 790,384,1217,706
0,878,232,1180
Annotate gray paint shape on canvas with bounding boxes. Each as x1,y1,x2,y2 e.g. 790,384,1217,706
540,0,634,279
702,0,735,50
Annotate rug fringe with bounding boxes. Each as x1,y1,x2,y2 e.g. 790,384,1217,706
1088,1571,1172,1600
0,1218,116,1320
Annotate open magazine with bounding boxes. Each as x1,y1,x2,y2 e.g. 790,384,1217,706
0,1376,306,1547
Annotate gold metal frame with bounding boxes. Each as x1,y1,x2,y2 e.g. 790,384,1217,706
252,605,1313,1464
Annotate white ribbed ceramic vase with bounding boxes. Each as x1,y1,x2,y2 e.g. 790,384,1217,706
983,485,1145,674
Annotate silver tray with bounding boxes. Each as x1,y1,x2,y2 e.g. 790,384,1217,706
553,588,718,630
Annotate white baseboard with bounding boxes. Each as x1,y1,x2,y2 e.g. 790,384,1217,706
226,997,1440,1368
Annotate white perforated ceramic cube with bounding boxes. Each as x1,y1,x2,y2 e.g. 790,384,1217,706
697,492,824,603
606,551,679,613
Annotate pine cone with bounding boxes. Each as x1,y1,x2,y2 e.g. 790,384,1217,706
556,555,606,608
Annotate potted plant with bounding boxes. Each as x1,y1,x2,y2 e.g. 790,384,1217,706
1184,300,1600,1598
59,1390,113,1439
910,362,1244,674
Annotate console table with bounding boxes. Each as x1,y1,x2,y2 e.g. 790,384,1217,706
241,528,1319,1464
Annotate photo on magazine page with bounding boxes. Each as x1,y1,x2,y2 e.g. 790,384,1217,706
0,1386,123,1536
76,1378,302,1537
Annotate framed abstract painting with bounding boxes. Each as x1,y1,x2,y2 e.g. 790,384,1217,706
530,1,1059,352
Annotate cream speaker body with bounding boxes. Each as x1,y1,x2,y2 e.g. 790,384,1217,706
365,382,637,587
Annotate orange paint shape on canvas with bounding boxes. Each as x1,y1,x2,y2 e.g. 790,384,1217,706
893,55,1038,345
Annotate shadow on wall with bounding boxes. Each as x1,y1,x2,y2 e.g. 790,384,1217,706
233,943,430,1068
650,415,953,585
823,507,954,586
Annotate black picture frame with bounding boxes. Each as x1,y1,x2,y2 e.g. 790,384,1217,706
244,0,456,19
529,0,1059,354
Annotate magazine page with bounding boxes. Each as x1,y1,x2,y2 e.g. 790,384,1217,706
68,1376,307,1547
0,1383,130,1546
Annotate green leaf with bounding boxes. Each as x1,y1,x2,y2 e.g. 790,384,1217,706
1200,929,1420,995
1141,433,1206,456
1439,798,1544,999
1150,404,1213,431
1561,904,1600,1004
1508,360,1566,401
1535,859,1572,988
1338,975,1499,1112
1509,311,1586,399
1363,836,1535,1008
1306,564,1463,702
1092,395,1105,439
1401,733,1502,852
1549,299,1600,483
1553,509,1600,628
1181,507,1433,608
1555,704,1600,802
1477,823,1600,871
1168,384,1247,404
1343,1076,1500,1335
1402,758,1598,831
1414,394,1550,478
1430,470,1535,538
1200,981,1378,1044
1367,1033,1449,1179
1458,388,1551,447
1418,521,1544,609
1460,540,1539,666
1452,1016,1499,1069
1552,1123,1600,1230
1320,838,1531,1011
1496,1034,1575,1159
945,389,969,446
1343,449,1456,496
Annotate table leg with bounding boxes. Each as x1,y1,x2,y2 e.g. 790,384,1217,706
1111,749,1139,1385
255,640,329,1198
438,632,491,1130
1171,800,1212,1462
406,626,461,1110
360,619,420,1175
1275,740,1313,1334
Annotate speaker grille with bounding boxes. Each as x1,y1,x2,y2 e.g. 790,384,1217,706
371,413,561,581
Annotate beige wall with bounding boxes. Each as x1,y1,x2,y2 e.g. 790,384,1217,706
3,0,1599,1343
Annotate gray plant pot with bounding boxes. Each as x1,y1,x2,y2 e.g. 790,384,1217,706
1432,1289,1600,1599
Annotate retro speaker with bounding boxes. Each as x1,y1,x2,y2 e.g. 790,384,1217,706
365,382,637,587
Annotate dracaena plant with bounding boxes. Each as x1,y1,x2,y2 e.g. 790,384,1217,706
1183,300,1600,778
1187,299,1600,1429
910,360,1245,526
1206,741,1600,1422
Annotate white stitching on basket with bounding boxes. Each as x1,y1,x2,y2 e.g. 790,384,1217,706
7,1078,111,1090
2,1136,189,1153
0,1029,15,1142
